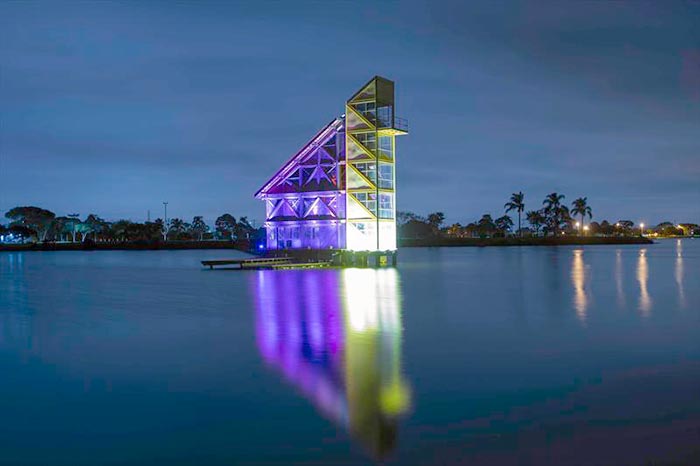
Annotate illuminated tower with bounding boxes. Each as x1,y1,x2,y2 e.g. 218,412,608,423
344,76,407,251
255,76,407,252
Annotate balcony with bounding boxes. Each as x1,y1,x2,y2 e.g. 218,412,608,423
377,116,409,135
394,117,408,132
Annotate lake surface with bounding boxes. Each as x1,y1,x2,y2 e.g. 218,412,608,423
1,241,699,465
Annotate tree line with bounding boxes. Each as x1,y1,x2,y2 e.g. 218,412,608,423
1,206,259,244
399,192,698,239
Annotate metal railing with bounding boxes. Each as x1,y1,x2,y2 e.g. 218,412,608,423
394,117,408,132
376,116,409,132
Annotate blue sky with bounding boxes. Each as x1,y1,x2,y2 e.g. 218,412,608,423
1,1,698,226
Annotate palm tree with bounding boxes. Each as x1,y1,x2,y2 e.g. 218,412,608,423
168,218,185,238
477,214,496,238
427,212,446,230
570,197,592,235
495,215,514,237
526,210,545,236
190,216,209,241
543,192,566,236
543,192,565,211
504,191,525,237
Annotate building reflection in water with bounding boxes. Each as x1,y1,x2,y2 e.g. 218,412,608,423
571,249,588,323
637,248,652,316
251,268,411,458
675,239,685,308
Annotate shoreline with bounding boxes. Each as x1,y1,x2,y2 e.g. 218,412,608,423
0,240,251,253
0,236,660,253
399,236,655,247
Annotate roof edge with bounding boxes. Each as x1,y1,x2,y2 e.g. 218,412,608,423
254,117,344,199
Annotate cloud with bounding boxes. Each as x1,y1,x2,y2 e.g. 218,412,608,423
680,49,700,100
1,0,698,224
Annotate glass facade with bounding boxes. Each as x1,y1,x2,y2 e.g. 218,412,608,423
377,105,393,128
345,76,405,251
379,136,393,160
378,163,393,189
379,193,394,219
353,132,376,151
355,162,377,182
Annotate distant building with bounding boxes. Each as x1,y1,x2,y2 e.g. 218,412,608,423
255,76,408,251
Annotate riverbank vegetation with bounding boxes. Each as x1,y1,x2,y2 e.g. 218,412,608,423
398,191,698,245
2,196,697,251
1,206,262,249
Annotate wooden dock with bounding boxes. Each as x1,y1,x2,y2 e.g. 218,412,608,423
201,256,289,269
201,256,330,270
268,261,331,270
202,250,397,271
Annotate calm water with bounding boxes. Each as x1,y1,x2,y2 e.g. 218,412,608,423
1,241,699,465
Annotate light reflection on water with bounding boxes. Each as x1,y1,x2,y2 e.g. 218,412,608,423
676,239,685,308
251,268,410,458
615,249,626,308
637,248,652,316
571,249,588,323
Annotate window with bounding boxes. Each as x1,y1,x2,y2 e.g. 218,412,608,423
355,162,376,182
353,132,376,151
378,163,393,189
379,193,394,218
377,105,393,127
353,102,376,122
354,192,377,213
379,136,393,159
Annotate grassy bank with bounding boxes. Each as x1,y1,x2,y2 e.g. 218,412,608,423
399,236,654,247
0,240,252,252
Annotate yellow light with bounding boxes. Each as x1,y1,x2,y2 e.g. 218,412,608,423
583,225,589,231
640,223,645,229
380,381,411,416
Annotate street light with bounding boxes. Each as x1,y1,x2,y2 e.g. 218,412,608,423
640,222,645,236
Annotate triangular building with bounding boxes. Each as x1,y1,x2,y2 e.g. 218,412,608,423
255,76,407,251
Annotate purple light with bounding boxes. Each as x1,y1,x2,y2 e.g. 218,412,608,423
255,115,347,250
249,267,410,456
251,270,345,419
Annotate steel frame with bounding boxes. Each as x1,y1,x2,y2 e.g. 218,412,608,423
255,77,407,251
